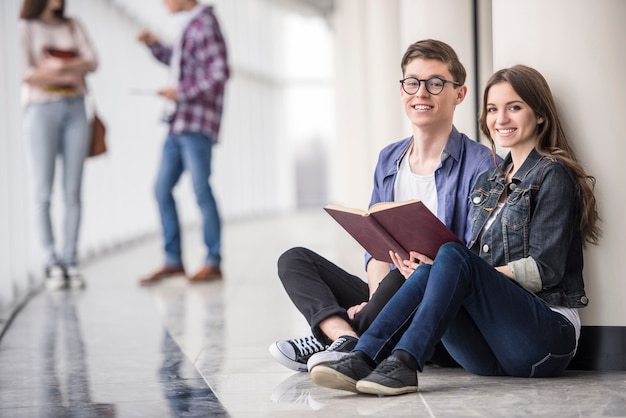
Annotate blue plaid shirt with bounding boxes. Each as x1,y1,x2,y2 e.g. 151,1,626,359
149,6,229,143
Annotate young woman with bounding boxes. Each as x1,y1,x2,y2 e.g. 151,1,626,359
20,0,98,289
310,65,601,396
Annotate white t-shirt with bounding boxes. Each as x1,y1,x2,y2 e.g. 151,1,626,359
394,145,438,216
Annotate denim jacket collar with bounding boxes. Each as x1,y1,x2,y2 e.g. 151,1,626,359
490,148,545,185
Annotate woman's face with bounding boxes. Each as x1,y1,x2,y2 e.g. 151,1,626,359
46,0,63,13
485,81,543,152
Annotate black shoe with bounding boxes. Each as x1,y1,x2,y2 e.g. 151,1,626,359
269,335,326,372
307,335,358,371
310,352,374,393
356,355,418,396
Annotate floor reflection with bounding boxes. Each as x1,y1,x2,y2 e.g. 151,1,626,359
159,331,228,417
40,291,116,418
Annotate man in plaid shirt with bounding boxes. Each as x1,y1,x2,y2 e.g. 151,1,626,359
137,0,229,285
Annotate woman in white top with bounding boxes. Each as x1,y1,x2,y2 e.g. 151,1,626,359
20,0,98,289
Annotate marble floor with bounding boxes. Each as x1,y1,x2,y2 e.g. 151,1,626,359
1,210,625,417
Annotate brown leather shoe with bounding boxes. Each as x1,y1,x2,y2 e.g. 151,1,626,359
189,265,222,282
139,265,186,286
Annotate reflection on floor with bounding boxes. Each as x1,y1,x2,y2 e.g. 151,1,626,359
1,210,625,417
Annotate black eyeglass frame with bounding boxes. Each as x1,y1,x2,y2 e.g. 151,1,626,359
399,77,461,95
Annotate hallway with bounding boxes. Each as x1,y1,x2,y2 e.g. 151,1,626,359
0,210,625,417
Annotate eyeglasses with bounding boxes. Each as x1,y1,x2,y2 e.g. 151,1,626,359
399,77,461,95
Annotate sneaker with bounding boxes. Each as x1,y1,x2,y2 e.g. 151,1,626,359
269,335,326,372
356,355,418,396
45,265,66,290
65,265,86,289
306,335,358,371
310,352,374,393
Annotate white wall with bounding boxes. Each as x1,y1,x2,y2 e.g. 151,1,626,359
0,0,38,322
490,0,626,327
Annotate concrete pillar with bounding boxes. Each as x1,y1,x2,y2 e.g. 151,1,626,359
330,0,402,208
490,0,625,370
331,0,479,207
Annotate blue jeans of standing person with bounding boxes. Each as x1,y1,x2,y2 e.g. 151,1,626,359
355,242,577,378
24,97,90,269
155,131,221,269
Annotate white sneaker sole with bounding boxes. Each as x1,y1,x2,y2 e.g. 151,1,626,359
356,379,418,396
307,350,350,371
45,278,67,291
310,364,358,393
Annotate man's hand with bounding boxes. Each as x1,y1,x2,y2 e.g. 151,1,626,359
137,30,157,46
347,302,368,320
158,87,179,102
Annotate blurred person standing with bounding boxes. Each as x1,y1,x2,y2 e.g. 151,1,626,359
137,0,229,286
19,0,98,290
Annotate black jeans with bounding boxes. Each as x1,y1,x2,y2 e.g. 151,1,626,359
277,247,458,366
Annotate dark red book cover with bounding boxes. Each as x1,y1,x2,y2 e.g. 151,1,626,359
324,200,462,263
45,48,78,59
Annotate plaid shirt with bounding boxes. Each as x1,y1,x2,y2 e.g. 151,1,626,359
149,6,229,143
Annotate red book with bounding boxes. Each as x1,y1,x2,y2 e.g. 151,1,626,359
324,200,462,263
45,48,78,59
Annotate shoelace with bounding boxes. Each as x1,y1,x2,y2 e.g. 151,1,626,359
326,336,349,351
374,357,407,375
292,336,325,356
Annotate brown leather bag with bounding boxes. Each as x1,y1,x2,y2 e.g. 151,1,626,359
89,114,107,157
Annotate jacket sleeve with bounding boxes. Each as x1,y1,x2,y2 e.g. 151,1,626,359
509,162,577,291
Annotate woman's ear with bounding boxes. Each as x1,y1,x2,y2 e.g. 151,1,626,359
537,116,545,124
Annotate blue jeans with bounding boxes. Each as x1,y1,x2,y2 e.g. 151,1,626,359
24,97,89,268
155,132,221,268
355,243,576,377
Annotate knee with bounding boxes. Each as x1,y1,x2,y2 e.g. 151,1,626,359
154,181,171,204
277,247,311,279
437,242,468,261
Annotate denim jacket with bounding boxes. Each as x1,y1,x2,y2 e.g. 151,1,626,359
366,127,497,268
468,149,588,308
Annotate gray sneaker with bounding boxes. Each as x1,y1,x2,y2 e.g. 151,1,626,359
269,335,326,372
306,335,358,371
356,355,418,396
310,352,373,393
45,265,66,291
65,265,85,289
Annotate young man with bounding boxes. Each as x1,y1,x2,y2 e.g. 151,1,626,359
270,39,499,372
137,0,229,285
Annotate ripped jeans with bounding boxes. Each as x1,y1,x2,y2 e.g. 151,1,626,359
355,243,576,377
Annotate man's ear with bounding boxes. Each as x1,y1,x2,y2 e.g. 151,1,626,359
455,85,468,104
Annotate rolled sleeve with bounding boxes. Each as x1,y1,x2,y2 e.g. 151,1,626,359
509,256,542,293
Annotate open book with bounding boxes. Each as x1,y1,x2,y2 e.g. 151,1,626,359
324,200,462,263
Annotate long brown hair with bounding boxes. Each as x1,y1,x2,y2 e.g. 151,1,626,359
479,65,601,246
20,0,66,20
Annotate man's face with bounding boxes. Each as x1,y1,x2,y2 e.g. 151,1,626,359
400,58,466,131
163,0,185,13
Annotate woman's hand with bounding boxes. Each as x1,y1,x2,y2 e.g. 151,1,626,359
40,56,65,72
347,302,368,320
389,250,432,279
